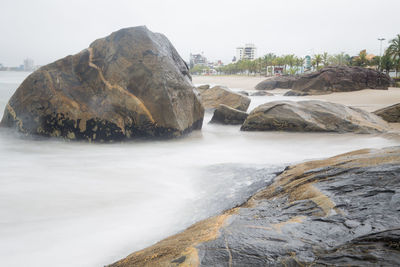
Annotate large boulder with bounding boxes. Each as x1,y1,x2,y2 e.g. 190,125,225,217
284,66,393,96
374,103,400,122
209,104,248,125
241,100,388,133
0,26,204,141
109,146,400,266
200,86,250,111
255,75,297,90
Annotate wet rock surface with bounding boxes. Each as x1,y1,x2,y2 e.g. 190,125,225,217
0,26,204,141
108,146,400,266
241,100,389,133
199,86,251,111
374,103,400,122
250,90,274,96
209,104,248,125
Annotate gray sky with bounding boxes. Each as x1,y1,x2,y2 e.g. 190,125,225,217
1,0,399,66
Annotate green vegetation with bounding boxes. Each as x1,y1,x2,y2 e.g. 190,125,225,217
386,34,400,77
190,34,400,77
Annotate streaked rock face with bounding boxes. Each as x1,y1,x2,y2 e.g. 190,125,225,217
0,26,204,141
199,86,251,111
241,100,389,133
108,146,400,266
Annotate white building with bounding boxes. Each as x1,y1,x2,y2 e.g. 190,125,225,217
23,58,34,71
236,44,257,61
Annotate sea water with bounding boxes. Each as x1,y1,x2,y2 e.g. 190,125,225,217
0,71,398,267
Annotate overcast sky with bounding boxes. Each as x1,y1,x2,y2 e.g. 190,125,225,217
1,0,399,66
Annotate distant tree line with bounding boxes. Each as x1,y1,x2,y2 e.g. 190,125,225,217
191,34,400,77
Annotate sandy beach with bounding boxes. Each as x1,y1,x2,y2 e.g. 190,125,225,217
193,75,400,133
193,75,400,112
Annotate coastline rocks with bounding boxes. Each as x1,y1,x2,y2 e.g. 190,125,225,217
241,100,388,133
108,146,400,266
237,90,249,96
0,26,204,141
209,104,248,125
196,84,210,93
374,103,400,122
255,75,297,90
250,91,274,96
200,86,251,111
284,66,393,96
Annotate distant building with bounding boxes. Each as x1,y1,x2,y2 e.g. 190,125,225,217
236,44,257,61
23,58,34,71
189,53,207,69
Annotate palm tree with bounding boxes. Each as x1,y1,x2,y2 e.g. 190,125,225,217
312,54,322,70
380,53,395,74
322,52,329,66
386,34,400,77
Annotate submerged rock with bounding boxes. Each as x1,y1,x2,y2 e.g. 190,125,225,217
209,104,248,125
374,103,400,122
284,66,393,96
200,85,250,111
250,91,274,96
0,26,204,141
241,100,388,133
108,146,400,266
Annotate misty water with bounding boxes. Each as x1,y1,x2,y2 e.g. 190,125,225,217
0,71,399,267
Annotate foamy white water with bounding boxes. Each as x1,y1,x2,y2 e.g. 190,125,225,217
0,72,399,267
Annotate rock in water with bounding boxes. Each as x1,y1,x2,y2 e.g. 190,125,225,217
209,104,248,125
108,146,400,266
374,103,400,122
284,66,393,96
0,26,204,141
250,91,273,96
200,86,251,111
241,100,388,133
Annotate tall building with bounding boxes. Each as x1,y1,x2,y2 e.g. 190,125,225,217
189,53,207,69
236,44,257,61
23,58,34,71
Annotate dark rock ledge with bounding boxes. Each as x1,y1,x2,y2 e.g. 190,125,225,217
108,146,400,266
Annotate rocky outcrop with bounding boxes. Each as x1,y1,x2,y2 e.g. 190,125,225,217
196,84,210,93
209,104,248,125
237,90,249,96
250,91,273,96
254,75,298,90
200,86,250,111
0,26,204,141
241,100,388,133
108,146,400,266
374,103,400,122
284,66,393,96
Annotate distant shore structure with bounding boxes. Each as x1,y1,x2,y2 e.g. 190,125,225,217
189,53,207,69
235,44,257,61
23,58,34,71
